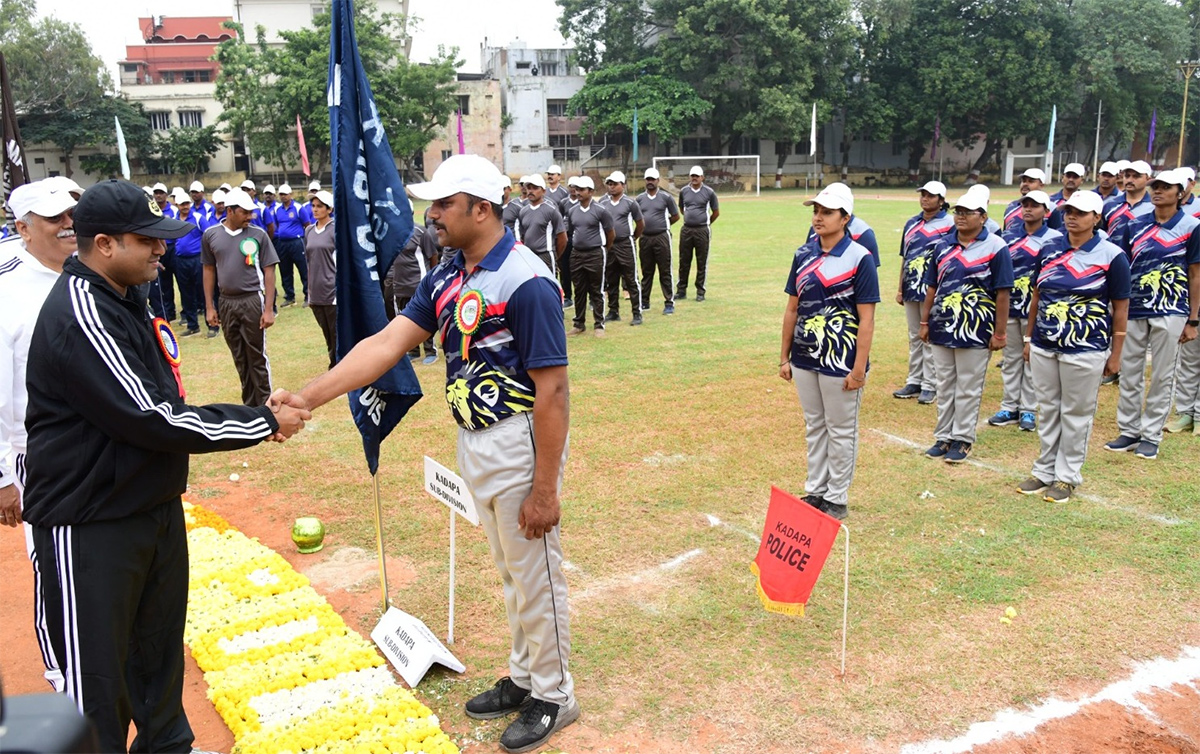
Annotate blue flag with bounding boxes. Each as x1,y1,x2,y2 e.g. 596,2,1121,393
328,0,422,475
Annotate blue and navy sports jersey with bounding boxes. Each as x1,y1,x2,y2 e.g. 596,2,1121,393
1032,235,1131,353
1124,210,1200,320
1181,194,1200,220
299,201,315,226
804,214,881,267
1102,193,1154,249
899,210,954,302
1002,224,1062,319
272,202,305,239
250,201,269,231
174,211,210,256
1046,190,1071,231
1092,186,1123,203
194,199,215,221
1002,198,1025,233
784,233,881,378
401,229,567,431
923,228,1014,349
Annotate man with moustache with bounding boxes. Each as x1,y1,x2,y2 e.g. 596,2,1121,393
516,173,567,273
567,176,614,336
635,167,680,315
1001,168,1046,233
1092,162,1123,202
676,165,719,301
601,170,644,325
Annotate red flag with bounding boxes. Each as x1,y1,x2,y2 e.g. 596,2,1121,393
750,486,841,616
297,113,310,177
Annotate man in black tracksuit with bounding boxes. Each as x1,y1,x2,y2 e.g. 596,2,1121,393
22,180,309,753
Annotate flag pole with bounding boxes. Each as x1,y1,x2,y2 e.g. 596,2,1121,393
839,525,850,677
448,509,456,644
1093,100,1102,178
372,472,390,612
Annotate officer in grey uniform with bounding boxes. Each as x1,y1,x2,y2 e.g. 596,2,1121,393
635,167,680,315
567,177,614,336
677,165,719,301
602,170,644,325
517,174,567,273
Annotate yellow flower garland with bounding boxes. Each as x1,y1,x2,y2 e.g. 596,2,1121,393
184,501,459,754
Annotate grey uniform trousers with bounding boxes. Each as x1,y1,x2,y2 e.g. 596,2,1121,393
792,369,863,507
1117,316,1185,445
1030,346,1107,486
457,414,575,707
931,345,991,444
904,301,936,391
638,232,674,309
218,291,272,407
1000,317,1035,412
1172,337,1200,418
605,237,641,317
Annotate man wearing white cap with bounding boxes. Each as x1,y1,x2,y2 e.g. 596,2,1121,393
987,189,1061,431
635,167,680,315
545,164,568,205
147,182,179,323
920,188,1013,463
1179,167,1200,219
1169,163,1200,434
516,173,567,273
272,184,309,307
567,176,614,335
172,189,211,336
501,180,524,233
300,180,322,227
677,165,719,301
555,174,578,308
1105,169,1200,458
1092,162,1123,203
189,180,214,221
1001,168,1045,232
260,184,278,235
0,179,77,693
201,188,280,406
1046,163,1086,230
894,180,953,403
241,179,270,232
602,170,644,325
273,153,579,753
1102,160,1154,243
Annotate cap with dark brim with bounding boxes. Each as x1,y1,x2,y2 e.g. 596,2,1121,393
73,179,196,240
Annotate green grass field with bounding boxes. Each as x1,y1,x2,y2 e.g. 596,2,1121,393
182,187,1200,752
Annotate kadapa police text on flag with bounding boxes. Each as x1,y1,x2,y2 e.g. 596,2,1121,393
328,0,422,475
751,486,841,616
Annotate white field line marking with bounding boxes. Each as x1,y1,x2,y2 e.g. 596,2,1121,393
570,548,704,603
705,514,761,544
870,429,1184,526
899,646,1200,754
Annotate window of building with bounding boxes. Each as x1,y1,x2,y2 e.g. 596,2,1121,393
441,149,453,161
737,136,760,154
457,95,470,115
160,71,175,84
515,61,532,70
122,64,138,74
33,157,44,165
178,110,204,128
1025,136,1034,148
180,70,211,83
149,111,172,130
552,148,579,162
795,140,810,155
548,134,581,148
539,61,558,76
682,138,703,155
546,100,570,117
311,3,325,19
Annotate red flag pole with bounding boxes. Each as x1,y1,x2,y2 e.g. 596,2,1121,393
297,114,311,178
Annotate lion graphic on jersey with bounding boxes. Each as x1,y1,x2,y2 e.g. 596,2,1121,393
1039,295,1108,349
1011,274,1033,315
795,306,859,373
1135,267,1187,313
904,253,930,297
931,283,995,345
445,361,535,430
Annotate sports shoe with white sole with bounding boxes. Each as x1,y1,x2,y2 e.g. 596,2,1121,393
500,698,580,753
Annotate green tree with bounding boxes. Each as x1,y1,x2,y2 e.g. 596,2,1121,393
152,126,222,181
213,22,296,177
555,0,663,69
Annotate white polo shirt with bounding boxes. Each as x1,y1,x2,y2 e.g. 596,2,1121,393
0,240,62,492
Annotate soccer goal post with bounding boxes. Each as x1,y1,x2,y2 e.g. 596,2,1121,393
652,155,761,196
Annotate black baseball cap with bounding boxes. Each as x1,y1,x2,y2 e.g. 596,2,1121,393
73,179,193,240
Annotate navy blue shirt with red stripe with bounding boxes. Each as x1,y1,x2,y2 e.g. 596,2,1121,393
1032,234,1131,353
923,228,1015,349
1124,210,1200,320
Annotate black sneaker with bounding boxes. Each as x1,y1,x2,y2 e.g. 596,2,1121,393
663,303,675,315
820,501,849,520
917,389,936,404
206,327,220,338
464,677,531,720
499,697,580,753
630,313,643,326
893,384,921,399
1101,372,1119,386
925,440,951,458
695,293,706,302
180,327,201,337
801,494,824,508
677,292,687,300
604,312,620,323
562,298,574,309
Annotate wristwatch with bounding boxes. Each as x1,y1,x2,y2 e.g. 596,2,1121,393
1023,336,1032,343
1188,319,1199,327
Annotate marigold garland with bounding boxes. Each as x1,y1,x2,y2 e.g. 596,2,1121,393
184,500,459,754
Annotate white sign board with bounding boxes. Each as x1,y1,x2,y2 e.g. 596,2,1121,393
371,606,465,687
423,456,479,526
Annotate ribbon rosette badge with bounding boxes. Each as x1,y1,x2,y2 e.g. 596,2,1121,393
153,317,181,366
454,289,486,359
240,237,259,266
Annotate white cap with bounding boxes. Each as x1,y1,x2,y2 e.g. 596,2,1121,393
171,188,191,205
1128,160,1153,176
954,186,989,212
189,180,205,193
1115,160,1131,173
689,165,704,176
1151,169,1188,190
1021,189,1054,212
1179,167,1197,182
240,179,256,190
547,164,563,174
407,154,507,204
965,184,991,203
1020,168,1047,182
308,180,321,192
917,180,947,197
576,176,595,190
605,171,626,184
9,179,77,220
141,186,153,194
314,190,334,208
566,176,580,187
223,188,258,212
1063,190,1104,215
804,182,854,214
152,182,168,193
262,184,276,194
644,167,660,180
211,189,227,204
277,184,292,194
45,176,83,196
219,182,233,192
1063,162,1086,177
524,173,546,189
1099,161,1120,176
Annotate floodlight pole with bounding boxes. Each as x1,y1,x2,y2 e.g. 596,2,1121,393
1176,61,1200,168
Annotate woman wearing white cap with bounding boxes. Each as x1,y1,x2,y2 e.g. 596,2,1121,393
779,183,880,520
1019,190,1130,502
304,190,338,369
894,181,953,404
987,190,1062,432
1002,169,1046,232
919,189,1013,463
1104,169,1200,459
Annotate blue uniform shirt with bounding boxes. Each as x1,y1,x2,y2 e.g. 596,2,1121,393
174,210,209,256
1002,198,1025,233
299,202,315,226
1102,193,1154,249
1032,234,1131,353
250,201,269,231
1002,224,1062,319
784,233,881,378
273,202,305,239
923,228,1014,349
899,210,954,302
401,229,567,430
1124,210,1200,320
804,214,881,267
